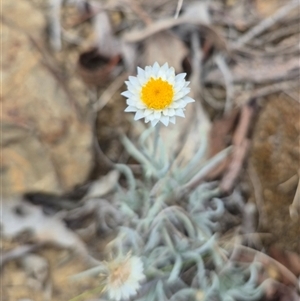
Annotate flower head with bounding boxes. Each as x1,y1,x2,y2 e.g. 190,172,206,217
122,62,195,127
103,255,145,301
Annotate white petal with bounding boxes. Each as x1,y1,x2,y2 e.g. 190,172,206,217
126,99,137,106
160,115,169,126
121,91,134,98
175,73,186,82
120,288,131,300
169,103,178,109
138,76,147,86
157,62,169,80
182,87,191,94
175,108,185,117
154,111,161,119
123,284,136,295
162,108,169,116
175,99,186,108
129,95,141,102
167,67,175,77
127,81,140,94
166,68,175,83
137,66,145,77
125,106,138,112
108,289,122,301
168,108,176,116
161,62,169,70
134,110,144,120
151,119,160,127
157,71,166,81
145,65,152,78
174,80,186,93
147,114,155,121
174,90,188,101
183,96,195,103
152,62,160,77
169,116,176,124
162,108,175,116
136,101,147,109
144,109,153,116
129,76,139,85
180,89,191,99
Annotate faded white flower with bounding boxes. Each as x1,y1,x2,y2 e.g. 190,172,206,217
103,255,145,301
122,62,195,127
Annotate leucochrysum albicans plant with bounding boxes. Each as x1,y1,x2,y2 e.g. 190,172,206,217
70,63,266,301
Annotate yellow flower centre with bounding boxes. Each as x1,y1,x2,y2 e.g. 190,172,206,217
141,77,174,110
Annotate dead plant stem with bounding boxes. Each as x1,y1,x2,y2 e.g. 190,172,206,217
231,0,300,49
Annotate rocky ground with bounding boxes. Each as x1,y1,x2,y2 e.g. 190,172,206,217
1,0,299,300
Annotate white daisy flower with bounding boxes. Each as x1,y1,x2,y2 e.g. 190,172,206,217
103,255,146,301
121,62,195,127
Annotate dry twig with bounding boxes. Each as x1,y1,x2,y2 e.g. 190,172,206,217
289,172,300,222
214,54,233,114
231,245,299,287
247,162,266,229
92,73,129,112
220,105,254,193
0,244,40,267
230,0,300,50
174,0,184,19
